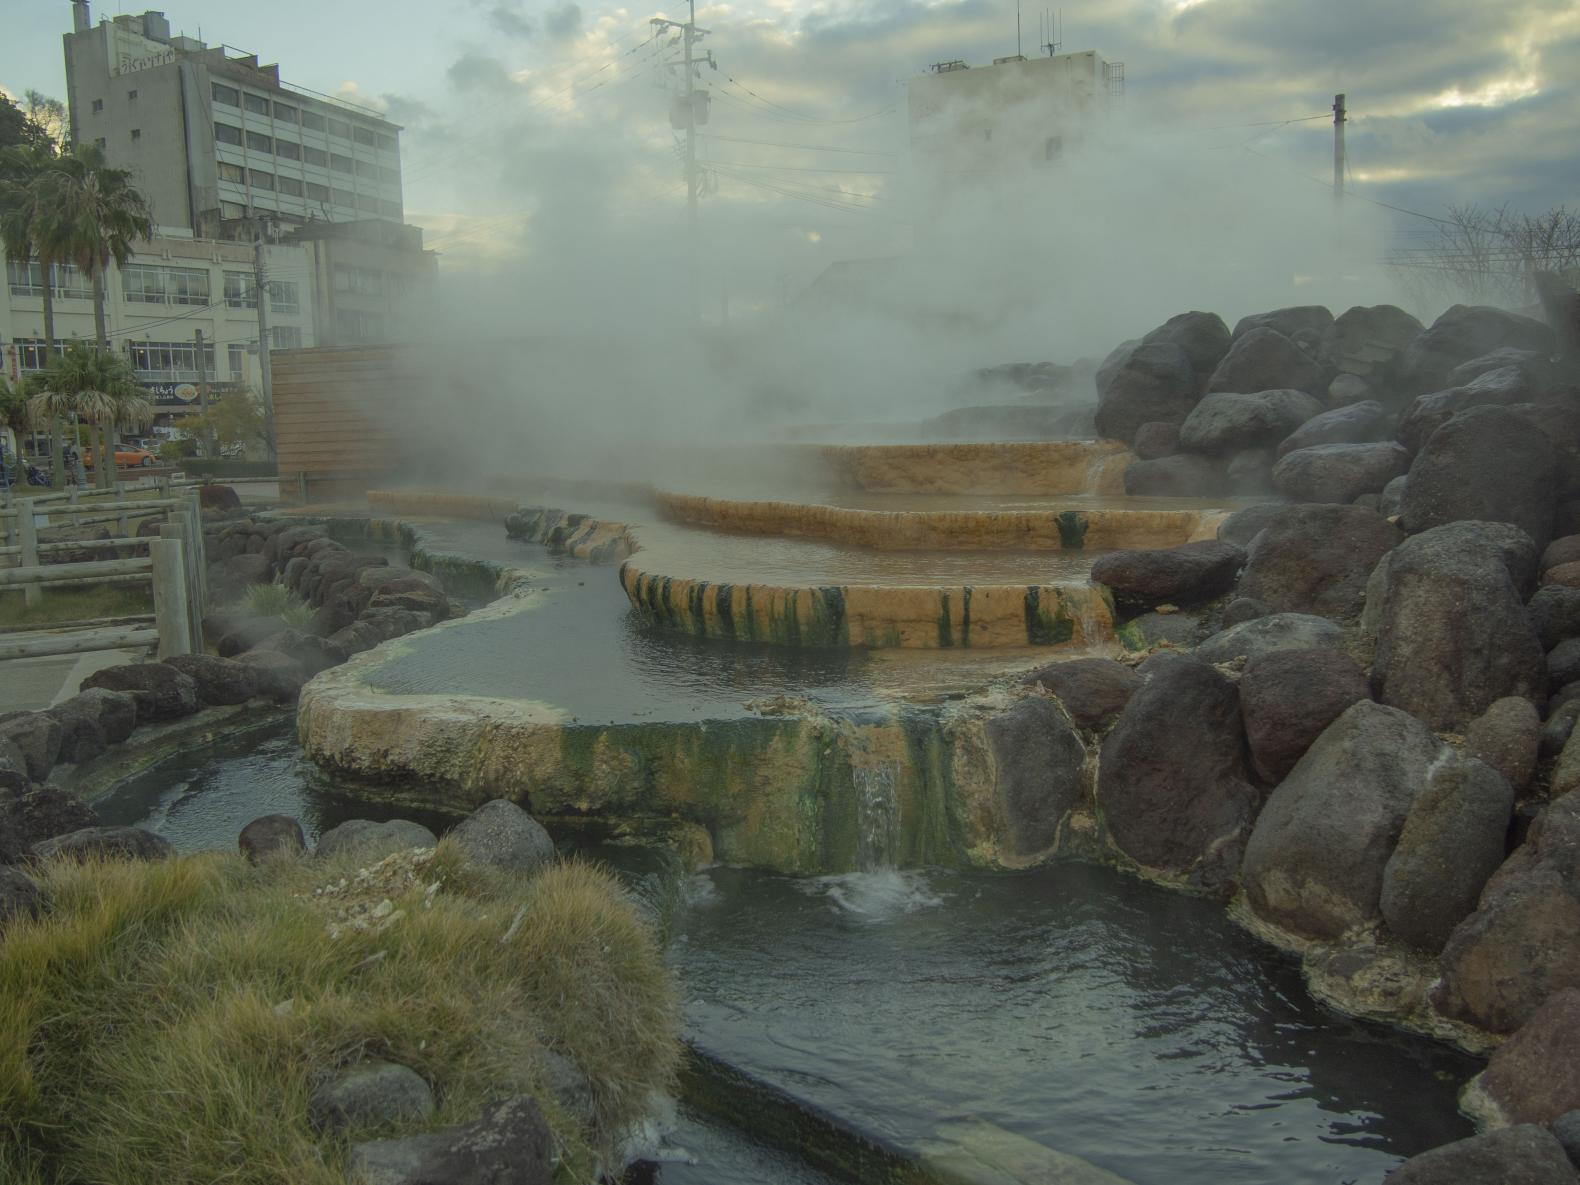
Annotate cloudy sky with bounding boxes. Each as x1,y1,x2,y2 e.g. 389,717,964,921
2,0,1577,322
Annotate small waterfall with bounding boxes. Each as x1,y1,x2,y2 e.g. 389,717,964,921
853,760,901,872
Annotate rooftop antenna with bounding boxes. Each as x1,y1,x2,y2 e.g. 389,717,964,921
1043,8,1061,56
1016,0,1022,58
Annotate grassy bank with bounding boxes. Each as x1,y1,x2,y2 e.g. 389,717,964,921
0,843,678,1184
0,583,154,629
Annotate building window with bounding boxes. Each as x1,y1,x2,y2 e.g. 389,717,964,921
274,138,300,161
300,110,325,132
330,153,353,174
353,159,375,179
335,309,384,343
218,162,245,183
273,102,298,123
269,280,300,314
331,188,355,208
11,338,66,370
375,132,396,152
91,99,104,113
379,199,402,218
327,117,351,139
353,126,376,147
243,93,270,116
249,169,275,190
94,137,106,149
277,176,303,197
245,130,273,153
7,259,44,296
224,271,256,308
219,201,248,219
128,340,216,378
270,325,303,350
130,129,141,141
355,194,378,212
228,343,246,378
214,122,242,145
212,83,240,107
302,146,328,167
166,267,210,306
333,264,383,296
53,263,91,299
304,181,330,201
379,166,399,185
128,89,139,100
122,263,168,304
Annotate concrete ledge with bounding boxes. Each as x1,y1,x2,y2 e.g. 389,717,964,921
820,441,1135,496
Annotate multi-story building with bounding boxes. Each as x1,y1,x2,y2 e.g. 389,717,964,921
1,231,314,427
57,3,436,348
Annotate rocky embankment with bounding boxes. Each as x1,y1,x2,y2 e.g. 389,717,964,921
0,513,457,914
1072,299,1580,1179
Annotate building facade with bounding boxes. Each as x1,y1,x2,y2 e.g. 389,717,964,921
1,232,315,427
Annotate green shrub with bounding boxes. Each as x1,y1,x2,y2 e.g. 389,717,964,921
180,459,278,479
0,846,678,1184
233,582,315,629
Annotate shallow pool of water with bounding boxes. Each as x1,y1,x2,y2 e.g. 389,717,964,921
671,864,1477,1185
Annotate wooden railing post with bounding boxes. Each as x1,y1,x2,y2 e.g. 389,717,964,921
149,536,192,659
158,520,203,654
17,509,40,609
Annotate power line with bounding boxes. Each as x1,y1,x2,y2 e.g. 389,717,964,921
702,158,892,176
699,132,897,157
707,165,885,214
719,77,896,125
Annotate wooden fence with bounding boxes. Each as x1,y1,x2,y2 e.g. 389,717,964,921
0,478,208,661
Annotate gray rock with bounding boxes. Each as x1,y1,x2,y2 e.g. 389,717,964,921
1094,341,1200,444
238,815,306,863
329,607,434,656
1238,647,1370,784
32,826,174,863
985,698,1088,861
1380,757,1514,952
1231,305,1334,344
75,687,136,744
1179,389,1324,455
308,1060,435,1134
1094,337,1141,396
1397,304,1555,397
1226,447,1275,496
1544,703,1580,760
1272,441,1410,503
315,818,438,861
1132,421,1179,460
1401,405,1559,551
0,866,42,929
80,663,198,723
255,628,347,677
216,615,289,657
1216,502,1290,548
1449,347,1558,390
539,1049,595,1127
232,650,308,700
1545,537,1580,577
1205,329,1328,397
1221,597,1268,628
1467,698,1543,792
1530,586,1580,651
1123,608,1212,650
0,713,63,782
1327,372,1375,408
161,654,263,707
0,784,100,862
1020,658,1143,732
1318,304,1423,386
1396,365,1541,453
1554,1111,1580,1170
1276,399,1390,457
1122,454,1229,497
448,800,556,875
1096,653,1257,892
1371,521,1544,730
347,1095,553,1185
1379,474,1408,518
1241,701,1446,940
1090,540,1245,608
1551,639,1580,691
1385,1126,1579,1185
1472,989,1580,1126
1146,309,1234,377
1194,612,1344,665
1238,503,1402,622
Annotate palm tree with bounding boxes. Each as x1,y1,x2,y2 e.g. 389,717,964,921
41,144,153,486
29,343,152,490
0,142,67,487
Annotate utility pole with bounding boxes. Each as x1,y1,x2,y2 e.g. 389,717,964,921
251,223,277,458
193,328,208,414
653,4,714,325
1332,93,1346,206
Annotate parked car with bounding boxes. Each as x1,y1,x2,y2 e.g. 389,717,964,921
83,446,158,468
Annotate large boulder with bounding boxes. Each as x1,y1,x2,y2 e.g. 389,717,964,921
1531,586,1580,651
1371,521,1545,730
32,826,175,863
232,650,308,701
1090,540,1244,608
315,818,438,862
1326,372,1375,408
1546,536,1580,578
1396,365,1543,453
1237,503,1402,621
74,687,136,744
1178,389,1324,455
1385,1126,1579,1185
43,695,111,765
1215,503,1291,548
1094,340,1200,443
1194,612,1344,665
253,629,347,677
1401,406,1559,550
983,697,1089,862
1122,454,1228,497
1132,421,1179,459
1021,658,1142,732
1272,442,1410,503
0,866,42,930
347,1096,553,1185
1095,654,1257,891
0,713,64,781
161,654,263,706
1231,305,1334,344
0,784,99,862
1470,989,1580,1126
1275,400,1390,457
1467,697,1543,792
1146,309,1233,377
1318,304,1423,386
1238,647,1370,784
1240,701,1446,940
1397,305,1555,397
308,1060,435,1134
238,815,306,863
1379,757,1514,951
1205,329,1327,397
80,663,198,723
448,799,556,875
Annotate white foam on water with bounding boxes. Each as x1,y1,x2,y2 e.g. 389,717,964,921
810,868,945,921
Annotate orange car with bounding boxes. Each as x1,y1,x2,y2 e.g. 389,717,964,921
82,447,158,468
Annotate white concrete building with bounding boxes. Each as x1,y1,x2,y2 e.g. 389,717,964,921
2,232,314,426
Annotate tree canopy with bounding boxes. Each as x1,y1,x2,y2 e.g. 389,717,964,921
0,92,53,152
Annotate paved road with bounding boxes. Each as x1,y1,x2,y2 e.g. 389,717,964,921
0,647,147,714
